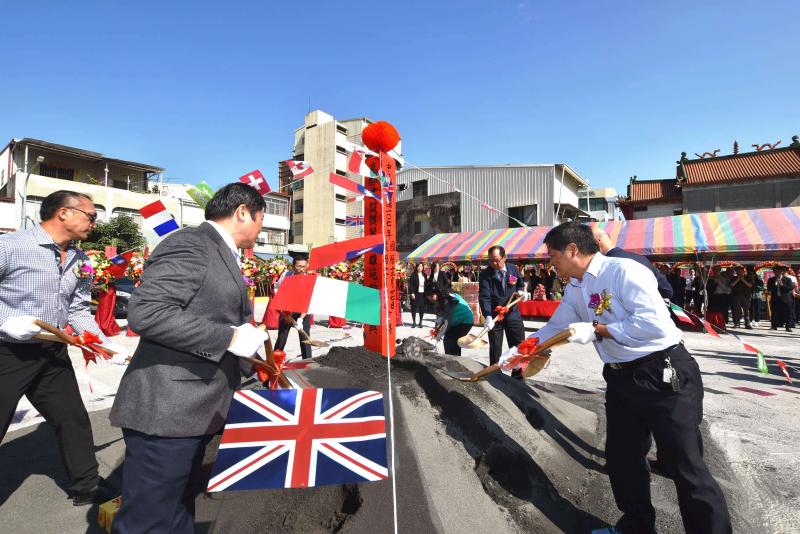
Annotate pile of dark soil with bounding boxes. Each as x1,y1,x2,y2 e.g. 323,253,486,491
197,337,747,533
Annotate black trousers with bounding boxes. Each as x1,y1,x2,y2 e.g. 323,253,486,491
0,341,99,494
274,313,312,359
410,293,426,324
487,318,525,365
771,299,792,329
602,344,731,534
443,323,473,357
113,429,211,534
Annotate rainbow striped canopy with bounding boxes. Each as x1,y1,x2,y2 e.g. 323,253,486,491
406,206,800,262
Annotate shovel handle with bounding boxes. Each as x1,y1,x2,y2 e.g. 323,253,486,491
34,320,77,345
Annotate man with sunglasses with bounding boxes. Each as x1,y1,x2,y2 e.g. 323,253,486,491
0,190,128,506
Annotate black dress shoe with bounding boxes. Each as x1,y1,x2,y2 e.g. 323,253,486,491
71,479,117,506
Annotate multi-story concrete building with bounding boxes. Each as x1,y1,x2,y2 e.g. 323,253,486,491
284,110,403,248
395,164,589,255
0,138,291,254
577,187,623,221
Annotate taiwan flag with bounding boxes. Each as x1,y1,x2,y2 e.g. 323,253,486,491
107,250,135,279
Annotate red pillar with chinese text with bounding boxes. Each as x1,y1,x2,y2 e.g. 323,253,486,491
363,152,397,357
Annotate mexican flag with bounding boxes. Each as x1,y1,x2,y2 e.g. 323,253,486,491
270,274,381,325
669,303,694,325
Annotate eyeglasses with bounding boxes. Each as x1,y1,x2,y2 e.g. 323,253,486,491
67,207,98,223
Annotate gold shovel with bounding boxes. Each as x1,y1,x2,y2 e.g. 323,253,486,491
442,328,573,382
457,296,522,349
286,316,329,348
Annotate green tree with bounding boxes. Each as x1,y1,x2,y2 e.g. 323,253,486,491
81,215,146,252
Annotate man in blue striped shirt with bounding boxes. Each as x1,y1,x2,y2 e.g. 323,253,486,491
0,190,126,506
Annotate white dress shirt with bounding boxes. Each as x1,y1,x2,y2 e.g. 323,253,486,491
206,220,241,267
532,253,683,364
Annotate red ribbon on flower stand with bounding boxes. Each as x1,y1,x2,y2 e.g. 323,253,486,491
95,283,121,337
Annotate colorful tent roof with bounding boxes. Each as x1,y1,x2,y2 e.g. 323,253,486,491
406,206,800,262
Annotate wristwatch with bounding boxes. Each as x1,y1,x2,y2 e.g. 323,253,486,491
592,320,603,342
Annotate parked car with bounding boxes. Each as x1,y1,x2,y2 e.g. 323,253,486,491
90,277,136,319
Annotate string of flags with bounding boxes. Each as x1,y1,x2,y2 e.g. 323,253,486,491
307,235,384,270
669,302,795,384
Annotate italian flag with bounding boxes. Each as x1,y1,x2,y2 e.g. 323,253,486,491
271,274,381,325
669,303,694,325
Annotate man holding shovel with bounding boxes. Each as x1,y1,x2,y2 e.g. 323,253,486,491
478,245,530,375
505,222,731,534
273,255,313,359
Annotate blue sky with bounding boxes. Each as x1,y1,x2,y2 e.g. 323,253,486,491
2,1,798,194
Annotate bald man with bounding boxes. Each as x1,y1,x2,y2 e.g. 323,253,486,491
592,227,673,299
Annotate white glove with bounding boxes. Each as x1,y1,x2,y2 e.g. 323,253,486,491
499,345,518,365
568,322,596,344
484,316,496,330
517,291,531,302
104,342,130,365
228,324,269,357
0,316,42,340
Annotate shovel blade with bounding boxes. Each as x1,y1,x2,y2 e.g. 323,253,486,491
439,369,482,382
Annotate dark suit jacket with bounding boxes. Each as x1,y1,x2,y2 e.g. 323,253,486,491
109,222,251,437
479,263,525,321
605,247,673,299
408,272,428,295
430,270,451,292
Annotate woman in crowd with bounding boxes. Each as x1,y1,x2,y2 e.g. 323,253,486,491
424,282,475,356
408,262,429,328
430,262,451,292
747,265,765,326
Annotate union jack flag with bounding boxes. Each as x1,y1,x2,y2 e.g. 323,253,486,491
345,215,364,226
207,388,387,491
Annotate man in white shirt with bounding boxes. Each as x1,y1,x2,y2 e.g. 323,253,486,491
515,222,731,534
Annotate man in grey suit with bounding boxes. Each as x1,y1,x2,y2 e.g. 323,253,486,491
110,183,269,534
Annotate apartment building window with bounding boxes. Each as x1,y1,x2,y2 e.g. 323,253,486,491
508,204,537,228
292,179,304,191
294,153,304,161
335,193,346,202
336,145,348,155
264,196,288,217
336,124,348,135
412,180,428,198
335,218,346,226
260,228,286,246
335,169,347,177
580,198,607,212
413,213,430,234
294,200,303,214
294,222,303,237
39,163,75,181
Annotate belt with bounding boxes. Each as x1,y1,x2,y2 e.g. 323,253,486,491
606,344,681,371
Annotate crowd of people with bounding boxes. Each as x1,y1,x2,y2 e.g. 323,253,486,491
659,264,798,332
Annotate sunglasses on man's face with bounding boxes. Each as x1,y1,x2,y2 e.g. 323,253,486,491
67,207,98,223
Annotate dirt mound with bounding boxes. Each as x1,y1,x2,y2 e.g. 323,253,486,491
198,337,750,533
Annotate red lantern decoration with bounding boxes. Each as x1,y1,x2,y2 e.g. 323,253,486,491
362,121,400,153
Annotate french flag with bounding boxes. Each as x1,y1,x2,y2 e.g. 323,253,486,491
139,200,180,237
107,250,134,279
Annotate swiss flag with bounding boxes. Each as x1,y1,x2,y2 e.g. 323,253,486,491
239,169,271,196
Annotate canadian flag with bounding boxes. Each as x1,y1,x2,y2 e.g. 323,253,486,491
347,147,372,176
239,169,271,196
285,160,314,179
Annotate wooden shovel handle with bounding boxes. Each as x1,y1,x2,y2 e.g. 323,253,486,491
34,320,78,345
